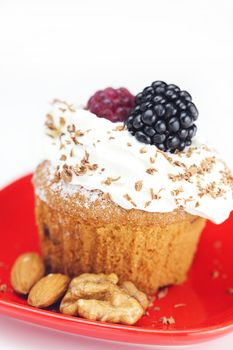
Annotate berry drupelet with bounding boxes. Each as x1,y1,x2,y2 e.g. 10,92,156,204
125,81,198,152
87,87,135,122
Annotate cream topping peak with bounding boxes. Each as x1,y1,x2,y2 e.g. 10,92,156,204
42,100,233,224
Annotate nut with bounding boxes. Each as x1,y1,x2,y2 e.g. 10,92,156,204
28,273,70,308
60,273,118,316
121,281,149,310
10,252,45,295
77,286,144,325
60,273,144,325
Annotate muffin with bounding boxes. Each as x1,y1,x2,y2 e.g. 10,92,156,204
33,84,233,294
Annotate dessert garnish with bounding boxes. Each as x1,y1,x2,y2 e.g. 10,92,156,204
159,316,176,325
10,253,45,295
157,287,168,300
10,252,149,326
28,274,70,308
60,273,148,325
87,87,134,122
0,284,7,292
125,81,198,152
42,100,233,224
174,303,186,308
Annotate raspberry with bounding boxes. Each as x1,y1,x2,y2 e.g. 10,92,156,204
87,87,135,122
125,81,198,152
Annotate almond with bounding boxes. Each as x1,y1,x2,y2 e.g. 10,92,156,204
10,252,45,295
28,273,70,308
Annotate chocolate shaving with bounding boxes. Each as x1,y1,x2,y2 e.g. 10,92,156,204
144,200,152,208
45,114,62,138
76,130,84,137
220,166,233,196
153,306,161,311
198,181,226,199
46,133,54,139
45,114,55,130
150,157,156,164
148,295,156,307
171,187,184,197
71,136,83,146
52,99,76,113
73,165,87,176
174,198,184,209
102,192,113,201
66,124,84,145
174,303,186,308
150,188,164,200
102,176,121,186
113,125,125,131
84,151,89,162
123,194,137,207
89,164,98,171
135,181,143,192
173,160,187,168
200,157,216,173
67,124,76,133
168,173,186,182
60,154,67,161
186,147,195,158
0,284,7,292
52,167,61,183
60,164,73,183
157,150,173,163
146,168,157,175
59,117,65,126
184,196,194,204
140,147,148,154
71,152,98,177
168,156,217,185
157,287,168,300
159,316,175,325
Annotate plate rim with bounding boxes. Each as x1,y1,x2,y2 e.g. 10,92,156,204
0,174,233,345
1,297,233,345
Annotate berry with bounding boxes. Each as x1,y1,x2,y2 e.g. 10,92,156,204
135,131,151,144
87,87,135,122
125,81,198,152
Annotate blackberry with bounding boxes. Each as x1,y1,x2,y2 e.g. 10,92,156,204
125,81,198,152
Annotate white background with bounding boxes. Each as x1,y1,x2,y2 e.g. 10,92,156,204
0,0,233,349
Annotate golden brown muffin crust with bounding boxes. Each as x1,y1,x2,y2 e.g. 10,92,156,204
33,161,197,226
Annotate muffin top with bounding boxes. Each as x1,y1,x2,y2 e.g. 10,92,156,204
40,98,233,224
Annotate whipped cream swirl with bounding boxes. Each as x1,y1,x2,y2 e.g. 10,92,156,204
42,100,233,224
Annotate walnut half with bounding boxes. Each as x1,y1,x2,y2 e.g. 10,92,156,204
121,281,149,310
60,273,147,325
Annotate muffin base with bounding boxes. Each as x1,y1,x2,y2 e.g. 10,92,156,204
34,162,206,294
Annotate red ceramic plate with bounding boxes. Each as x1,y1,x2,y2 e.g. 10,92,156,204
0,175,233,346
